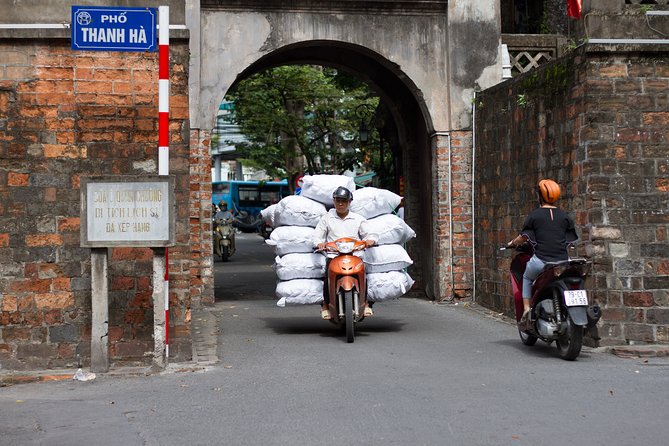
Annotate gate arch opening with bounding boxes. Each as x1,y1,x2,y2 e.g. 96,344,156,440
216,41,435,296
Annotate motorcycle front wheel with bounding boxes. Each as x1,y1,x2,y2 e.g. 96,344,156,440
343,290,354,343
219,241,229,262
556,312,583,360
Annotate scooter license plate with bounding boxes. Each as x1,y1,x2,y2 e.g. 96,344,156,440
564,290,588,306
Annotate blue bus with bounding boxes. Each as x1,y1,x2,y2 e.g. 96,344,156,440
212,180,290,217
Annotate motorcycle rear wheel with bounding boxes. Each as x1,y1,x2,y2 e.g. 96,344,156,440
518,328,538,346
343,291,354,343
556,313,583,360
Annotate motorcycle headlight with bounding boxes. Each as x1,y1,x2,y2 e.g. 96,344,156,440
335,240,355,254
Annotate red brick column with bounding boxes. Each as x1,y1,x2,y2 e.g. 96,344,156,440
431,131,474,301
189,129,215,306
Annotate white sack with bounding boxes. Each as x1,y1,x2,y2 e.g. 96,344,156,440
367,270,415,302
361,214,416,245
260,203,279,226
299,174,356,206
364,244,413,273
273,252,326,280
276,279,324,306
350,187,402,219
273,195,327,228
265,226,316,256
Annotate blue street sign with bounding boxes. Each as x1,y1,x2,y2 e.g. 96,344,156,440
71,6,157,52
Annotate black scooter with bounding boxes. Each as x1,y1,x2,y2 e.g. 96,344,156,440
500,243,601,360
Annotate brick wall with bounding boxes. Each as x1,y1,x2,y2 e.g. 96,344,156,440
475,45,669,346
0,38,199,369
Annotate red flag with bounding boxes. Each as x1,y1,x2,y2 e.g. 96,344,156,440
568,0,582,19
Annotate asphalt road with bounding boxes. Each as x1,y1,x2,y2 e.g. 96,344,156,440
1,232,668,445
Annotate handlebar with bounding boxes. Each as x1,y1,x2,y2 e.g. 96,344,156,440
314,237,368,254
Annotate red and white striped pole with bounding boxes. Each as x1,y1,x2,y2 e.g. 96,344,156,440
158,5,170,361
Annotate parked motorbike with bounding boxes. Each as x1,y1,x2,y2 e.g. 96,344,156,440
213,211,236,261
318,237,370,343
500,242,601,360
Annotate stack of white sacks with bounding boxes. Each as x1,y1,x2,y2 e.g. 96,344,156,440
262,174,415,308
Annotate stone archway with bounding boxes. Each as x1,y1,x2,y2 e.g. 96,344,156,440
188,1,504,305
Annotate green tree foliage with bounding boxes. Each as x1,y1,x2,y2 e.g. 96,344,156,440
225,65,378,191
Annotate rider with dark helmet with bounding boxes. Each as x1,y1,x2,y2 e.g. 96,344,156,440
507,179,579,329
313,186,378,320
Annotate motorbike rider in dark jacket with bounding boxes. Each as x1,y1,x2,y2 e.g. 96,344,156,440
507,179,579,329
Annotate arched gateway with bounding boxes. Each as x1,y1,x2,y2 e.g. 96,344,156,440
189,0,504,302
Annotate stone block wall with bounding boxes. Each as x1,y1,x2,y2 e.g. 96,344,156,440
475,44,669,346
0,36,200,370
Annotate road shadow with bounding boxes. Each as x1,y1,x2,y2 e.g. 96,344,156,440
491,337,598,361
261,315,406,339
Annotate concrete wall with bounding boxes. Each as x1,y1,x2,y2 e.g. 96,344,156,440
475,45,669,346
193,9,451,131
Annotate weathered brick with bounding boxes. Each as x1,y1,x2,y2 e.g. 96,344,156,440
44,309,63,325
2,327,30,341
113,340,152,359
111,247,153,261
52,278,70,292
656,178,669,192
34,292,74,310
624,323,655,343
10,279,51,293
111,276,135,291
642,112,669,126
644,276,669,290
7,172,29,186
16,343,57,359
646,309,669,325
623,291,654,307
23,311,44,327
656,325,669,343
640,243,669,258
591,226,622,240
49,324,79,343
57,217,80,232
25,234,63,247
43,144,86,159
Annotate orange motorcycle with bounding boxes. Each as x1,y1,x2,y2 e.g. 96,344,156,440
319,237,370,343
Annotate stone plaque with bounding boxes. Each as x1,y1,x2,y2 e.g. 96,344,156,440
81,176,175,247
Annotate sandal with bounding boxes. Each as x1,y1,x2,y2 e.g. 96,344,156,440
320,308,331,320
363,307,373,317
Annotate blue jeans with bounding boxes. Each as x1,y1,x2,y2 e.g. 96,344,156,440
522,255,546,300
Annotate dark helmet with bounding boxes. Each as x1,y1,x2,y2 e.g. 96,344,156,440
537,179,561,204
218,201,228,210
332,186,353,201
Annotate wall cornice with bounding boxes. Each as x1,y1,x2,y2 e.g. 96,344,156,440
201,0,448,15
